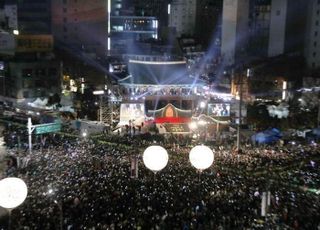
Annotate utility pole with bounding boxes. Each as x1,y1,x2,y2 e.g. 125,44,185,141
236,75,243,151
27,118,35,155
236,68,250,151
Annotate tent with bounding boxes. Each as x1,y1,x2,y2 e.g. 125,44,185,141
252,128,282,144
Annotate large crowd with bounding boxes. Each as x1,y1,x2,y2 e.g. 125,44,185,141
0,123,320,230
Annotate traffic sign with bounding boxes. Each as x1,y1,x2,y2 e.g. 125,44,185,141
35,122,61,134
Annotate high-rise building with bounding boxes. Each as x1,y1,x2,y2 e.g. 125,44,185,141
108,0,158,55
134,0,172,34
305,0,320,68
51,0,108,59
222,0,307,66
168,0,197,37
4,0,51,35
195,0,223,49
221,0,249,66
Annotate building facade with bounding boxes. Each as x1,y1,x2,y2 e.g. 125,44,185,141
222,0,307,66
195,0,223,49
221,0,249,66
51,0,108,59
305,0,320,68
168,0,197,37
6,60,62,99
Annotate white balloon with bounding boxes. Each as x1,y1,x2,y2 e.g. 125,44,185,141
189,145,214,170
143,146,169,172
0,177,28,209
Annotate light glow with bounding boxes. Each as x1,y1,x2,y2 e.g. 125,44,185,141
189,145,214,170
0,177,28,209
143,146,168,172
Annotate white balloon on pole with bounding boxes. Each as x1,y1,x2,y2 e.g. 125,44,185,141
0,177,28,209
143,146,169,172
189,145,214,170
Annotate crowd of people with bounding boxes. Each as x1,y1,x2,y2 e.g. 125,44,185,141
0,123,320,230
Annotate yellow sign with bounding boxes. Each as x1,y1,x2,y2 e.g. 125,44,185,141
16,35,53,52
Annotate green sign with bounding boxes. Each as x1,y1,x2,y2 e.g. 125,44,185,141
35,123,61,134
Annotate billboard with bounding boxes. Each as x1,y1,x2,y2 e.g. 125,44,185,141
16,35,53,52
208,103,230,117
120,103,145,125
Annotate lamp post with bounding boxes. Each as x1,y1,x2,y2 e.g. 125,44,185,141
0,177,28,230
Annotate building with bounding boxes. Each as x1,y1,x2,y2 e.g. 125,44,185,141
2,0,50,35
168,0,197,37
222,0,307,66
305,0,320,68
16,0,52,35
108,0,159,56
221,0,249,66
6,60,62,99
0,1,63,100
51,0,108,59
109,15,158,55
195,0,223,49
134,0,172,35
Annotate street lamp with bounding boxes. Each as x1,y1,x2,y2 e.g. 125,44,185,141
143,146,169,173
0,177,28,230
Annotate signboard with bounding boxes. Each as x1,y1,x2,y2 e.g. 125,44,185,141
163,123,190,133
16,35,53,52
35,122,61,134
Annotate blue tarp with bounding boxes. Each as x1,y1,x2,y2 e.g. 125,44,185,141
252,128,282,144
312,128,320,137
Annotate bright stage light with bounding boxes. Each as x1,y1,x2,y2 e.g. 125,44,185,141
189,122,197,130
189,145,214,170
0,177,28,209
143,146,168,172
200,101,206,108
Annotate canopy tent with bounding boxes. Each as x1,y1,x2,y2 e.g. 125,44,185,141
30,98,48,108
252,128,282,144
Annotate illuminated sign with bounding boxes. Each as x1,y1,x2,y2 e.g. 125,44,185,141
163,123,190,133
16,35,53,52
